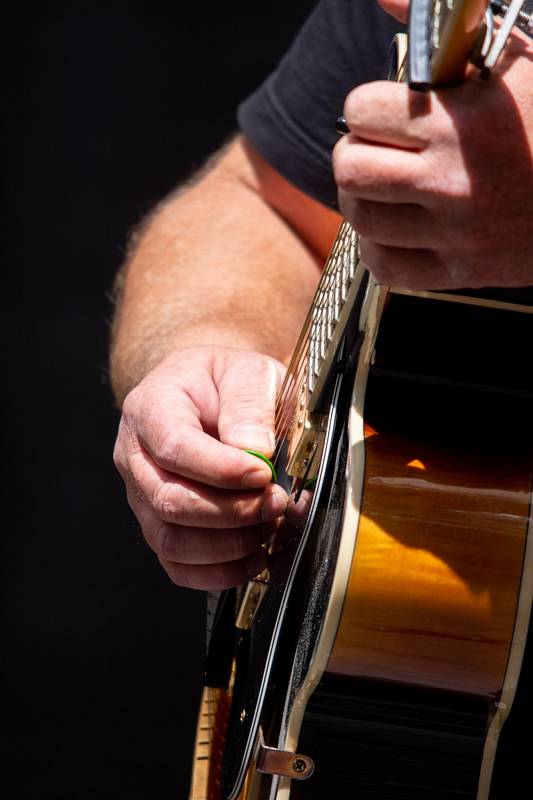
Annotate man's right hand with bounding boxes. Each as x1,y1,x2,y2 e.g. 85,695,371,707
113,346,288,590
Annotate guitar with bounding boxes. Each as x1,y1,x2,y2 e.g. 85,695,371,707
190,2,533,798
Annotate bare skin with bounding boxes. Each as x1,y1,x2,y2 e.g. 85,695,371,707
334,15,533,289
112,140,340,589
112,1,533,589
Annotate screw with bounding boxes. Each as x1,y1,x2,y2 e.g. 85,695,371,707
292,758,307,774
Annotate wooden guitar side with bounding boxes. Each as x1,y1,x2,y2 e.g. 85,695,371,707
278,285,532,799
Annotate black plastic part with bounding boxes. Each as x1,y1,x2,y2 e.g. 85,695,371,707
408,0,433,90
205,588,238,688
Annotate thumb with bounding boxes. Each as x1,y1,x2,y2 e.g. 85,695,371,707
216,353,284,456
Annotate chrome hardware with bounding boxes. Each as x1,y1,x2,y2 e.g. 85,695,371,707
483,0,532,72
491,0,533,37
255,730,314,781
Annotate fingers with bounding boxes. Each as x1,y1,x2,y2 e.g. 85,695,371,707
333,81,487,289
113,346,289,591
125,449,288,529
337,194,442,249
131,490,275,565
334,136,425,204
119,387,274,494
120,348,284,491
358,240,458,290
215,351,283,454
129,480,278,590
343,82,433,150
159,549,269,591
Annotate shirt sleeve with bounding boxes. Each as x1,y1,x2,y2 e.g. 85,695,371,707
237,0,403,208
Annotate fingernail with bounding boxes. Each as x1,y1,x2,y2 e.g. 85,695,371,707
241,465,272,489
246,550,269,578
261,487,288,522
232,424,275,454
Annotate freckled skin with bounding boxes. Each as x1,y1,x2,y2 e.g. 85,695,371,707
113,346,289,590
111,3,532,589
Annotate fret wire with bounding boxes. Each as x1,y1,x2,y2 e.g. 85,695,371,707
272,311,314,430
275,349,308,436
273,270,347,442
207,687,213,747
273,339,311,451
272,220,358,467
273,337,311,447
272,282,335,461
273,284,318,406
273,346,307,435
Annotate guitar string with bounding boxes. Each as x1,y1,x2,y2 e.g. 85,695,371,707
271,315,313,448
271,218,349,434
271,246,344,460
196,225,354,788
272,228,358,478
270,218,349,425
271,323,325,471
272,314,314,457
271,220,354,462
272,230,345,439
273,316,312,436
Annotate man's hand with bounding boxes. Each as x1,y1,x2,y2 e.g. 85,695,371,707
113,346,288,590
334,14,533,290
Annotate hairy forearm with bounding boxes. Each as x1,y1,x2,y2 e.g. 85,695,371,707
110,139,337,405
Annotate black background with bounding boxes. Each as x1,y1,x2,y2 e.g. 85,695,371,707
6,2,315,798
5,1,531,798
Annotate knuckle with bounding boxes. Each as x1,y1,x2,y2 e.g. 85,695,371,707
343,84,366,121
119,399,143,455
343,87,357,118
160,558,191,589
112,439,126,474
232,496,254,528
360,241,392,283
125,468,145,502
351,200,375,238
140,515,161,549
332,140,357,191
153,521,177,561
152,481,183,521
121,392,141,431
155,430,182,471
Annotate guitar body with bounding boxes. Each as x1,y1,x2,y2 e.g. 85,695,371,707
191,278,533,800
190,6,533,799
278,285,533,800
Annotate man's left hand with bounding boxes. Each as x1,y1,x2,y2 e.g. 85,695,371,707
333,31,533,290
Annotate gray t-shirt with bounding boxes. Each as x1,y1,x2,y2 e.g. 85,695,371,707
238,0,533,302
238,0,403,208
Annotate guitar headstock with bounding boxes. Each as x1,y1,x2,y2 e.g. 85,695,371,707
408,0,532,89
